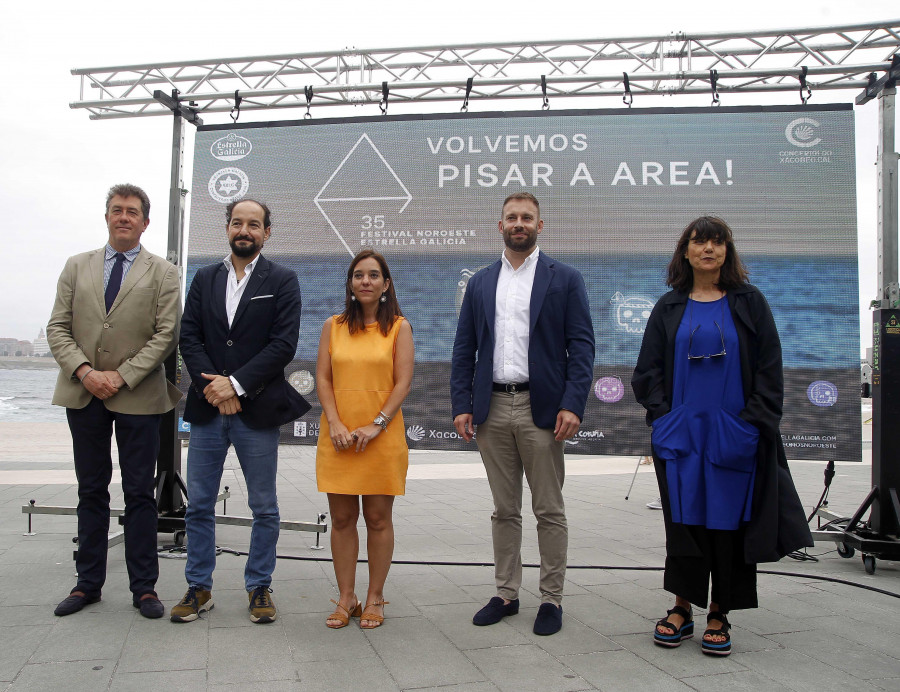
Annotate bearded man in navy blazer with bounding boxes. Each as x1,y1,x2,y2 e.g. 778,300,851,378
451,192,595,636
174,198,309,625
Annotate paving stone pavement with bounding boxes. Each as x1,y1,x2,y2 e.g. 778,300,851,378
1,421,898,691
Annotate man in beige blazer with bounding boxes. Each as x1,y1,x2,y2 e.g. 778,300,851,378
47,183,181,619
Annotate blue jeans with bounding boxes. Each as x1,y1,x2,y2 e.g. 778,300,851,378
184,414,280,591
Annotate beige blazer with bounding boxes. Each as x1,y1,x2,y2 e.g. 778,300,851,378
47,246,182,414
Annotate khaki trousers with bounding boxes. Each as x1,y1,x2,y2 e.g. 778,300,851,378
476,390,567,605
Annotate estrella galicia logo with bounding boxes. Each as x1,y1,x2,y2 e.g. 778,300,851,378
807,380,838,407
785,118,822,148
211,133,252,161
406,424,425,442
208,167,249,204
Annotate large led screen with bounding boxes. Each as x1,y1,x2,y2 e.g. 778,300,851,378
184,105,860,460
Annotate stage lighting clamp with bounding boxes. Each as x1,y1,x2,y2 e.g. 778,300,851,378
856,54,900,105
461,77,474,112
379,81,389,114
304,86,314,119
230,90,242,123
710,69,720,106
151,89,202,125
799,66,812,104
622,73,633,107
541,75,550,109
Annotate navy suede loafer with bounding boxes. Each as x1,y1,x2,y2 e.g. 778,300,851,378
133,593,165,619
54,592,100,616
472,597,519,626
533,602,563,635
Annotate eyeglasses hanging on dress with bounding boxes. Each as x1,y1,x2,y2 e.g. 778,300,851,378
687,299,727,360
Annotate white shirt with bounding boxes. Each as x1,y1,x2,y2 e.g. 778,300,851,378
492,246,539,383
222,254,260,396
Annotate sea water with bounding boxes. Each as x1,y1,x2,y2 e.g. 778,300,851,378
0,368,65,422
188,252,859,367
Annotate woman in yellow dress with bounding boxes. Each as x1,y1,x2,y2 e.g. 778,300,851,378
316,249,414,629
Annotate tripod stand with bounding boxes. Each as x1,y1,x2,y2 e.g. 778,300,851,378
811,309,900,573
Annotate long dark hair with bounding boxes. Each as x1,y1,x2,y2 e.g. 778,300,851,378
666,216,749,292
337,249,404,335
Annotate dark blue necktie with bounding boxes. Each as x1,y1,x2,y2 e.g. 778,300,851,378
105,253,126,312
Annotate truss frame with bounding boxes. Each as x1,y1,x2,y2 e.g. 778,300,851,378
71,21,900,119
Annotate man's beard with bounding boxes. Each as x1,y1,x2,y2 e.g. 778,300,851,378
230,237,260,258
503,230,536,253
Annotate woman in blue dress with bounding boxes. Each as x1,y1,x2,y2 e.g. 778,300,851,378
632,217,811,657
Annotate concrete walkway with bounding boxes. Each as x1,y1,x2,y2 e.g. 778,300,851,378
1,421,897,691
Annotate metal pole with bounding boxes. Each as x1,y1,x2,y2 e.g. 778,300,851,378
876,87,898,307
156,105,187,515
166,108,187,270
871,86,900,536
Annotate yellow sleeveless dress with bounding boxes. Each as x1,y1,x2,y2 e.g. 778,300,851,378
316,315,408,495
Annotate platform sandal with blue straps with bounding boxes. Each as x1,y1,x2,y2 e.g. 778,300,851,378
653,605,694,647
701,611,732,656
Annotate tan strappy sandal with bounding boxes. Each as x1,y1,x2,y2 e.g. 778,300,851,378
326,598,361,629
359,600,389,629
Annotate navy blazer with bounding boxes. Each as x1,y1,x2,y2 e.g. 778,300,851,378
180,254,310,429
451,251,595,429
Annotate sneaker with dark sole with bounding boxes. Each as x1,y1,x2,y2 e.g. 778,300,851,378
248,586,277,623
170,586,214,623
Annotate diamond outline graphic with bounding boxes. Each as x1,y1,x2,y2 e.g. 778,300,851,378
314,133,412,257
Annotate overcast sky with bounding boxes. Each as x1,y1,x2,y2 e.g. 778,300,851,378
1,1,897,356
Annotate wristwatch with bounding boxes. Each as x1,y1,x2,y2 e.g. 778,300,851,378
373,414,389,431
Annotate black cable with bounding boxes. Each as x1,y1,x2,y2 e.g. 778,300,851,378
807,485,830,524
793,459,856,562
817,516,853,531
757,569,900,600
786,549,819,562
806,460,836,524
795,459,866,568
169,547,899,599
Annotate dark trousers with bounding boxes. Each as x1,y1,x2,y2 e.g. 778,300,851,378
66,397,161,598
653,454,757,612
664,526,758,612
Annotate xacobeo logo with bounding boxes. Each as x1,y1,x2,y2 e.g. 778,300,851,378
785,118,822,148
406,425,425,442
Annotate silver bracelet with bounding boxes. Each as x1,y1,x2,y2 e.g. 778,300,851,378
79,367,94,382
378,410,392,422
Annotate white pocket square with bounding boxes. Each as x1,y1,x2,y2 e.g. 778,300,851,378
251,294,274,300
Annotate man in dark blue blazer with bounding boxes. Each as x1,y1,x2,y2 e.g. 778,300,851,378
173,199,309,625
451,192,595,636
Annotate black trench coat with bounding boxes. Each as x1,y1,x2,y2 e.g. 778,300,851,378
632,284,813,564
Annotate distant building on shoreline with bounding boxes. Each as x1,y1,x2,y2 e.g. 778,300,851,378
0,337,34,357
0,327,52,357
32,328,50,357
